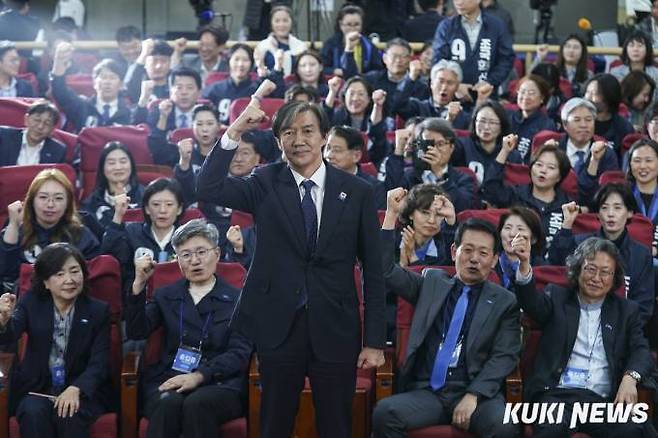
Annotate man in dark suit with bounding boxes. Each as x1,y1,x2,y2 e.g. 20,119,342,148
373,194,521,437
513,235,655,436
112,25,142,83
0,101,66,166
402,0,444,43
197,84,386,438
0,41,34,97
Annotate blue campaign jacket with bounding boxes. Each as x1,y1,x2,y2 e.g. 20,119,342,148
452,136,522,184
320,33,383,76
594,113,635,158
0,127,66,166
80,185,145,229
548,228,654,326
508,109,556,163
431,11,514,87
125,277,252,396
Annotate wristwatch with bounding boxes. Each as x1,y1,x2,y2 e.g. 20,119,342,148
625,370,641,382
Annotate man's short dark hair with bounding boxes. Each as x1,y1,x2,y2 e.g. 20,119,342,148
272,101,330,138
0,40,15,60
151,40,174,57
418,0,441,11
198,25,229,46
418,118,456,144
284,83,319,102
92,58,124,79
328,125,363,151
229,43,253,63
115,25,141,43
27,101,60,125
585,73,623,114
192,103,218,121
454,218,501,254
170,67,202,90
386,38,412,54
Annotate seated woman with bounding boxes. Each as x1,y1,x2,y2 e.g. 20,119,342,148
531,63,568,126
626,138,658,261
396,183,456,267
610,30,658,100
255,5,307,76
80,142,144,228
385,117,477,213
621,70,656,132
101,178,184,296
584,73,635,154
540,33,592,97
0,169,100,289
548,183,654,325
290,50,329,97
0,243,112,438
481,140,573,252
126,219,252,438
508,74,557,162
452,100,522,185
496,206,545,290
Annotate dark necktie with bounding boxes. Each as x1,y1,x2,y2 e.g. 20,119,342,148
178,113,188,128
102,104,111,124
430,286,470,391
575,150,586,173
301,180,317,256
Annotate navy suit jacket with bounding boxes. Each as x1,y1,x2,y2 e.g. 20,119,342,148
0,292,112,410
197,145,386,362
0,127,66,166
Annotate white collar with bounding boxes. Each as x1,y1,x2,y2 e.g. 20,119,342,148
566,138,590,161
96,98,119,115
151,225,175,251
290,161,327,192
21,129,45,150
0,76,16,91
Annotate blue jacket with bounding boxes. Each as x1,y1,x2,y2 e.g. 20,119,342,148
452,136,522,184
402,11,444,43
0,223,100,287
431,11,514,87
15,78,35,97
594,113,635,158
320,33,383,76
80,185,145,229
547,228,654,326
125,277,252,395
632,183,658,260
51,75,133,133
507,109,556,163
0,292,112,413
385,155,477,213
356,165,386,210
0,127,66,166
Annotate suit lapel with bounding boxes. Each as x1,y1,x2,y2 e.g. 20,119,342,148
600,297,617,369
564,296,581,359
65,296,90,372
273,166,307,256
7,130,22,165
316,165,347,253
409,274,453,354
466,283,496,354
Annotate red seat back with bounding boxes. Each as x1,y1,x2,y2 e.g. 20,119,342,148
168,127,194,144
531,130,563,155
0,164,76,224
456,208,508,227
572,213,653,249
205,71,230,87
622,133,645,152
51,129,79,163
65,73,95,97
504,163,579,199
229,98,284,130
598,170,626,186
135,164,174,186
0,97,60,128
454,129,470,138
72,53,100,74
230,210,254,228
454,166,480,195
360,162,377,177
78,125,152,200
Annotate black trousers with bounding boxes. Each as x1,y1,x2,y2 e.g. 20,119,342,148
16,394,103,438
257,308,358,438
534,388,655,438
143,385,243,438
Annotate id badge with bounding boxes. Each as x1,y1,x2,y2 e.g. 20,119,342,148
158,251,169,263
51,365,65,387
560,366,589,388
438,340,462,368
172,346,202,373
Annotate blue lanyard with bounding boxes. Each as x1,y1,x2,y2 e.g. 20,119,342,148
414,238,434,261
499,253,519,289
633,185,658,221
179,301,213,351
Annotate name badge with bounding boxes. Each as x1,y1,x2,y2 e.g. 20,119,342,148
158,251,169,263
51,365,66,388
438,339,462,368
172,346,202,373
560,366,589,388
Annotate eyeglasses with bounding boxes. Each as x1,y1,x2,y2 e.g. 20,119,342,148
518,89,539,97
582,264,613,281
475,118,500,127
433,140,452,148
177,247,217,263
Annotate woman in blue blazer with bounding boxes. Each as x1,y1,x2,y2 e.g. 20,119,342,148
0,243,112,438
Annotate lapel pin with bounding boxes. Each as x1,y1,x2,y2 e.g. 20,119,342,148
81,319,88,324
605,323,612,330
486,299,493,304
339,192,347,201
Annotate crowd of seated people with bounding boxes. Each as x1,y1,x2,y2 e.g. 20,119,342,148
3,0,658,435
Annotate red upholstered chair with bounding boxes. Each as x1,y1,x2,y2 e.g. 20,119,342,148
0,97,58,128
503,163,579,199
122,207,204,224
360,162,377,177
0,164,76,224
558,78,574,99
391,266,519,438
572,213,653,249
359,131,371,163
454,129,470,138
531,130,563,155
65,73,95,97
135,164,174,186
72,53,100,74
456,208,509,227
51,129,79,163
78,125,152,200
622,132,645,152
204,71,230,87
0,256,126,438
598,170,626,186
229,98,284,130
230,210,254,228
125,262,248,438
168,127,194,144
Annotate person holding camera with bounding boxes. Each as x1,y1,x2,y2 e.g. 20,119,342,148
385,117,477,213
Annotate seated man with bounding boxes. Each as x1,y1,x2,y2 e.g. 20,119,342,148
172,25,229,84
112,25,142,83
385,118,477,213
324,125,386,209
125,39,173,104
134,67,202,137
50,42,131,132
0,41,34,97
374,193,521,437
0,101,65,166
512,235,655,437
391,59,473,130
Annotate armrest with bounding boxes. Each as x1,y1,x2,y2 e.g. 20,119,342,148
375,349,394,402
0,353,15,438
247,353,260,438
505,364,523,404
120,351,142,438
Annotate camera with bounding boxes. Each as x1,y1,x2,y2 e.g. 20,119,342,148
411,138,435,172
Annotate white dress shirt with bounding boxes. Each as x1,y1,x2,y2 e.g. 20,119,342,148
95,99,118,119
16,130,45,166
566,138,590,168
